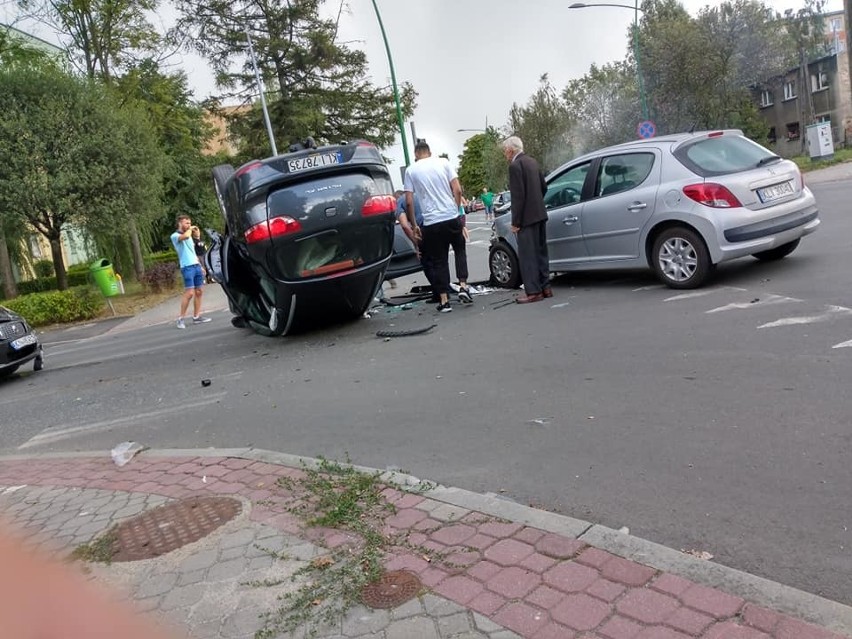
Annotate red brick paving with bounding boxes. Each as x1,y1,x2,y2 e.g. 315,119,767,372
0,454,849,639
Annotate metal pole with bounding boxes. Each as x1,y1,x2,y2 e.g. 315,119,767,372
245,28,278,157
633,0,649,121
370,0,411,166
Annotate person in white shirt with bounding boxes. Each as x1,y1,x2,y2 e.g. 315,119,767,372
403,140,473,313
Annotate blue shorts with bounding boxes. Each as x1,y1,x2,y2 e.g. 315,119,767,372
181,264,204,289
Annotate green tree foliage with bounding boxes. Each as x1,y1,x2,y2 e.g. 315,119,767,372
172,0,416,157
18,0,161,81
508,74,574,173
457,130,507,198
563,61,639,151
0,66,163,290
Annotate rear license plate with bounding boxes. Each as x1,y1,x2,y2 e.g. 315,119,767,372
288,152,342,173
10,334,36,350
757,181,794,203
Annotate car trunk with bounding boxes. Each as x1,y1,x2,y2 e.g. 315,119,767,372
265,171,394,281
718,160,803,212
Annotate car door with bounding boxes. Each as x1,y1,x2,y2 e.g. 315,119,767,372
545,161,592,269
581,151,659,261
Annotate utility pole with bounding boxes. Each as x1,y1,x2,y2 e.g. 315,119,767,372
245,27,278,157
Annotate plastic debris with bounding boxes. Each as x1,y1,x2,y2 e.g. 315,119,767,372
110,441,145,467
201,379,212,387
681,548,714,560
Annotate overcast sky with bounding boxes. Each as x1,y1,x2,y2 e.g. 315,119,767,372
2,0,845,188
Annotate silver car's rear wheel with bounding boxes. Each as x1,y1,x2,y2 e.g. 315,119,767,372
652,227,711,289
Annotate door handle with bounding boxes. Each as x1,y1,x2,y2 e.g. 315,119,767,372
627,202,647,211
563,216,579,225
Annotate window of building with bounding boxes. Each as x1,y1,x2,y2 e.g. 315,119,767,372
816,114,831,124
759,90,773,107
786,122,800,140
831,17,842,32
811,71,829,92
783,81,797,100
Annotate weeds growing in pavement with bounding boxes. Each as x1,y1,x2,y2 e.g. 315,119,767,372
255,456,402,639
68,527,118,564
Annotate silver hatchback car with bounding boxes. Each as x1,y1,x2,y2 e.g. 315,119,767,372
489,130,819,289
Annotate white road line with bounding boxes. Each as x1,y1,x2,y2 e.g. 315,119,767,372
705,294,802,314
18,393,228,449
664,287,746,302
551,302,571,309
832,339,852,349
632,285,666,291
758,305,852,329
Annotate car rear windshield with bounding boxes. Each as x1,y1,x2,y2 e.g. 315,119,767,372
673,135,777,177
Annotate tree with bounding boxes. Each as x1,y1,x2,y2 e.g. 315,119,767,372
563,61,639,151
0,67,163,289
457,130,506,198
17,0,161,82
508,74,573,173
172,0,416,157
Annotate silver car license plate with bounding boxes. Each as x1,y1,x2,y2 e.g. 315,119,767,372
287,152,342,173
757,181,794,203
10,334,36,350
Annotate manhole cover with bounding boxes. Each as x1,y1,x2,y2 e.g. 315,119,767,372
111,496,241,562
361,570,421,609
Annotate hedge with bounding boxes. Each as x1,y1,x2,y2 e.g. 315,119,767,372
16,271,92,295
1,286,104,326
144,250,178,268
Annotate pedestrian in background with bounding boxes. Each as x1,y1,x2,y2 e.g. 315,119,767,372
502,136,551,304
481,187,495,221
190,226,212,283
403,139,473,313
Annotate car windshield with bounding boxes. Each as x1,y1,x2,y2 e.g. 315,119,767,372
674,135,778,177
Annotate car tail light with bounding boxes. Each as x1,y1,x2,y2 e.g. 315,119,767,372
244,216,302,243
234,161,263,178
708,131,725,138
361,195,397,216
683,183,742,208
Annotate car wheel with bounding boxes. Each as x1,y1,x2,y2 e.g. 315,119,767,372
33,353,44,371
752,239,800,261
211,164,235,220
652,227,712,289
489,243,521,289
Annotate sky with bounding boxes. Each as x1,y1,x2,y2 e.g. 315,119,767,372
2,0,846,188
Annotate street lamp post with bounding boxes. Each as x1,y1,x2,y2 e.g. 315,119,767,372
370,0,411,167
568,1,649,121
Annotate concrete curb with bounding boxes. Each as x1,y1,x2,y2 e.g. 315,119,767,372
3,446,851,634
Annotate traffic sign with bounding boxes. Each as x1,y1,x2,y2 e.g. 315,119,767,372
637,120,656,139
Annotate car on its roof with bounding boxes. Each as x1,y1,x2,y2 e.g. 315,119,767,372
0,307,43,379
206,139,401,336
489,130,819,290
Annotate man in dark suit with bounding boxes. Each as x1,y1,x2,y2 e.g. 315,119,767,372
503,136,552,304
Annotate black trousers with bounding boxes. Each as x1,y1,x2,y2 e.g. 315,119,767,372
517,221,549,294
421,217,468,296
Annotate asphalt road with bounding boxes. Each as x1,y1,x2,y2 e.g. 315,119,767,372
2,202,852,604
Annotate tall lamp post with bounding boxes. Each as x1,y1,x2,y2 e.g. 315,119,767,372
370,0,411,167
568,1,649,121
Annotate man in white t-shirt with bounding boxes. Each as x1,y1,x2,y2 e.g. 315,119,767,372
403,140,472,313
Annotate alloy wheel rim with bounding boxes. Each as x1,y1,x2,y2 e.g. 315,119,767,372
491,251,511,283
659,237,698,282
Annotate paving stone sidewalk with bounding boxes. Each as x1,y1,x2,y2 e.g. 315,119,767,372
0,451,849,639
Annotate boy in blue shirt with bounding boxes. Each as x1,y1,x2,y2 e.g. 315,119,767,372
170,215,212,329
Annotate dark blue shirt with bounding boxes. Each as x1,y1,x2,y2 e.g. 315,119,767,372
396,194,423,227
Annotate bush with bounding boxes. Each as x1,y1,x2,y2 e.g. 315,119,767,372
1,286,104,326
16,270,91,295
33,259,55,278
144,250,178,269
141,262,178,293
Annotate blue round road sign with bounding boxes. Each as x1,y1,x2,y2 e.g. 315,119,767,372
637,120,656,139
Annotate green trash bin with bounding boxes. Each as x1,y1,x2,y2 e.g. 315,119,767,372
90,259,120,297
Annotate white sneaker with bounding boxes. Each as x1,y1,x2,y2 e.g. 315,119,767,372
176,318,186,329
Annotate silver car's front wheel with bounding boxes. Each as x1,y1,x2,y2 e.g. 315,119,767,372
652,227,711,289
489,243,521,289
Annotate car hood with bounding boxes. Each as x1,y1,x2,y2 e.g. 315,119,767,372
0,306,21,322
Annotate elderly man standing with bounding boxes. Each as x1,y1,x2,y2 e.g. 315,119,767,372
503,136,551,304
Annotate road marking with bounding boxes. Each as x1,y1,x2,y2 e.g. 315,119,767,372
632,285,666,291
18,393,228,449
468,240,490,246
758,305,852,329
832,339,852,349
664,287,746,302
551,302,571,309
705,294,802,314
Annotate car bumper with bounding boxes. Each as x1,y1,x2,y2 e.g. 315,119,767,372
0,339,42,372
715,207,819,261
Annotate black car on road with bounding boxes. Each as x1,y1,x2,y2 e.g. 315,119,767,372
206,140,407,336
0,307,43,378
